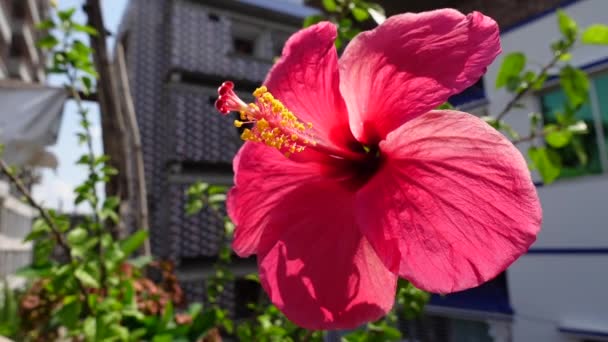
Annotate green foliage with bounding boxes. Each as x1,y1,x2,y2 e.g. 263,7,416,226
322,0,338,13
342,280,429,342
528,147,562,184
303,0,385,49
496,52,526,89
0,279,19,338
559,65,590,108
491,10,608,184
557,10,578,43
12,2,433,341
437,102,454,110
582,24,608,45
303,14,324,28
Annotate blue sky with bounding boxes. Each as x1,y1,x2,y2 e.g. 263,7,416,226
32,0,128,212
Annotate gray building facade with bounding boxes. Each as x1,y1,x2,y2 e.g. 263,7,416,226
117,0,316,305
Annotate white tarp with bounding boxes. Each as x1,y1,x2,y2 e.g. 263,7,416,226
0,85,66,168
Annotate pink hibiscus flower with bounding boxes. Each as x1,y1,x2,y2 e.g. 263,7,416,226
214,9,541,330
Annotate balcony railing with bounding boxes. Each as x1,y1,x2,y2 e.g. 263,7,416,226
11,18,39,66
0,0,11,45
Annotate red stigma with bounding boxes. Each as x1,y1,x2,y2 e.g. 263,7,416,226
215,81,238,115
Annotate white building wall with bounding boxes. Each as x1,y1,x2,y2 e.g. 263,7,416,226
483,1,608,341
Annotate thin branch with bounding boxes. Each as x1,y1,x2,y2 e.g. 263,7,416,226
512,134,539,145
63,36,106,287
0,159,91,312
496,53,561,121
0,160,68,251
511,126,557,145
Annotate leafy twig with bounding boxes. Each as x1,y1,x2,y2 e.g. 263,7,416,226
496,53,561,121
0,159,91,312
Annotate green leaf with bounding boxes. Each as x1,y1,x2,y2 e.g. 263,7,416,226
303,15,323,28
109,325,129,341
73,40,93,56
186,182,209,196
119,229,148,256
341,27,361,40
207,185,228,195
582,24,608,45
58,8,76,22
567,121,588,134
544,124,572,148
367,3,386,25
36,19,55,30
244,273,260,283
188,303,204,317
437,102,454,110
81,76,93,95
557,10,578,42
53,296,82,329
190,309,218,339
208,193,226,204
75,268,100,288
127,255,154,268
25,218,50,241
572,138,588,165
496,52,526,89
528,147,561,184
560,65,590,107
152,335,174,342
76,154,91,165
559,52,573,62
33,238,55,267
83,316,96,340
67,227,88,246
322,0,337,12
1,279,18,331
532,73,549,90
351,6,370,22
161,301,174,328
73,23,98,36
15,265,53,278
37,35,59,49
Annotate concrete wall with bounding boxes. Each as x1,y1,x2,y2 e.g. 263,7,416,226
483,1,608,341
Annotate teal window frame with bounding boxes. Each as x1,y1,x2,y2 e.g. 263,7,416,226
539,70,608,180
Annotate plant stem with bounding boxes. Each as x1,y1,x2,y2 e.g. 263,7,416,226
63,41,106,288
511,125,560,145
496,53,561,121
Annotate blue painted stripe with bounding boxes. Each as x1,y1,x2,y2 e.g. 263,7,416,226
559,327,608,338
545,56,608,83
527,248,608,254
500,0,582,35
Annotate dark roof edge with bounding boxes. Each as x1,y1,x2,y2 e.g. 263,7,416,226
188,0,318,26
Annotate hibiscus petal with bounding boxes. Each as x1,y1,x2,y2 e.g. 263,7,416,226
340,9,501,144
257,180,397,330
227,142,324,257
265,22,356,153
356,110,541,293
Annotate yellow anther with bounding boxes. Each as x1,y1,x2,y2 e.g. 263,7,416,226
227,85,316,157
257,118,269,130
253,86,267,98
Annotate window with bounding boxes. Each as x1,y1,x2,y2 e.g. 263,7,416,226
540,71,608,179
230,21,262,59
233,37,255,56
